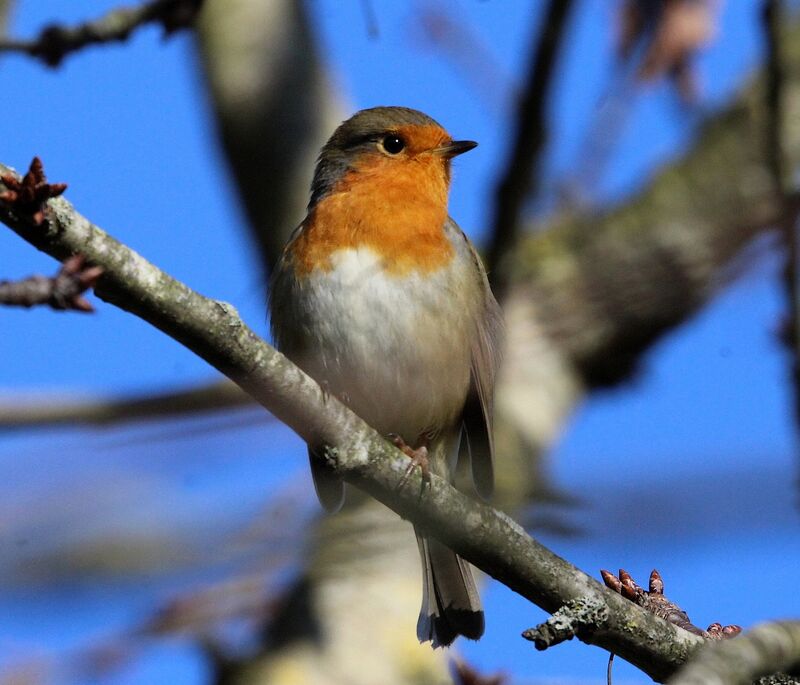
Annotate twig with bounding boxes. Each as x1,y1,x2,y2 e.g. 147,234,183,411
0,254,102,312
0,158,705,682
0,156,67,225
600,568,741,685
485,0,576,299
0,380,253,428
600,569,741,640
0,0,203,67
522,597,609,649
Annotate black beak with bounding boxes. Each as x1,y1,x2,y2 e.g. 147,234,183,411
433,140,478,158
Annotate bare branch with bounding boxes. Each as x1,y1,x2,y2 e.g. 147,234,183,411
600,569,741,641
486,0,576,298
0,163,704,682
0,0,203,67
0,156,67,225
522,596,609,650
0,380,252,428
668,621,800,685
0,254,102,312
619,0,719,101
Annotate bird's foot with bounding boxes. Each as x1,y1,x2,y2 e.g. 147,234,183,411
388,433,431,490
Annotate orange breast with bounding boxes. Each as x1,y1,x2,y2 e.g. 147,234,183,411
290,154,454,277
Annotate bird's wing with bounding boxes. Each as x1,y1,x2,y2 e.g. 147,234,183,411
460,231,504,500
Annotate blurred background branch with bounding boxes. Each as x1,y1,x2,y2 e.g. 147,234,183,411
0,379,251,427
0,0,202,67
485,0,576,299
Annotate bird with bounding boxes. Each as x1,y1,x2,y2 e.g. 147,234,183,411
269,106,503,648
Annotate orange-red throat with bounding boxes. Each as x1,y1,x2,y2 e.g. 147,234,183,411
290,124,458,277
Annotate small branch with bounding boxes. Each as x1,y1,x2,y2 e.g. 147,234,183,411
0,254,102,312
0,159,704,682
668,621,800,685
601,569,741,640
0,380,254,428
0,0,203,67
522,597,609,650
0,156,67,225
485,0,576,299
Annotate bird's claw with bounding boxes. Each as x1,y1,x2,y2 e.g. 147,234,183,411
389,433,431,490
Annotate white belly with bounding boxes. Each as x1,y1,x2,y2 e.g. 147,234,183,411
285,247,477,440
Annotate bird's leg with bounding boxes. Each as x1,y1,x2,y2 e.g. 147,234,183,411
389,433,430,490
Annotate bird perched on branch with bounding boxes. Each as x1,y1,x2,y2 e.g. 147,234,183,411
270,106,502,647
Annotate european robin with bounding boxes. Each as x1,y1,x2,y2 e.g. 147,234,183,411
269,106,503,647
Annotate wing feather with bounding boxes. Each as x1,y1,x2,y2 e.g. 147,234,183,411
461,235,504,500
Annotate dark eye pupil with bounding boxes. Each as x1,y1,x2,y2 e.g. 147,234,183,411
383,135,405,154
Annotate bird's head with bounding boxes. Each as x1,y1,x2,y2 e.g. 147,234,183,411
309,106,477,209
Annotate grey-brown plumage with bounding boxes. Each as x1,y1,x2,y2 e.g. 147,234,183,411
269,106,503,647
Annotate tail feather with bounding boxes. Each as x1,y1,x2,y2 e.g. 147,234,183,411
416,530,484,648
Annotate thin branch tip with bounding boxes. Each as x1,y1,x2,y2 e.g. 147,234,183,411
0,253,103,312
522,597,609,650
0,156,67,227
0,0,204,67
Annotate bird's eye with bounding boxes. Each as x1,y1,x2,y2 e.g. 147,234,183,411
380,134,405,155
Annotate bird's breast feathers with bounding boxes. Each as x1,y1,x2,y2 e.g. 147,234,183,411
272,220,482,437
288,159,455,277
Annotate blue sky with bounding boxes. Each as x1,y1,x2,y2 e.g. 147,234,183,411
1,1,798,683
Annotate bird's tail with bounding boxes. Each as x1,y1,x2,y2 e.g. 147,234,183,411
415,529,484,648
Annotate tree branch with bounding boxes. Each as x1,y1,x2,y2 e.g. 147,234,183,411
486,0,576,298
0,164,702,682
0,379,252,428
0,0,202,67
668,621,800,685
0,254,102,312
